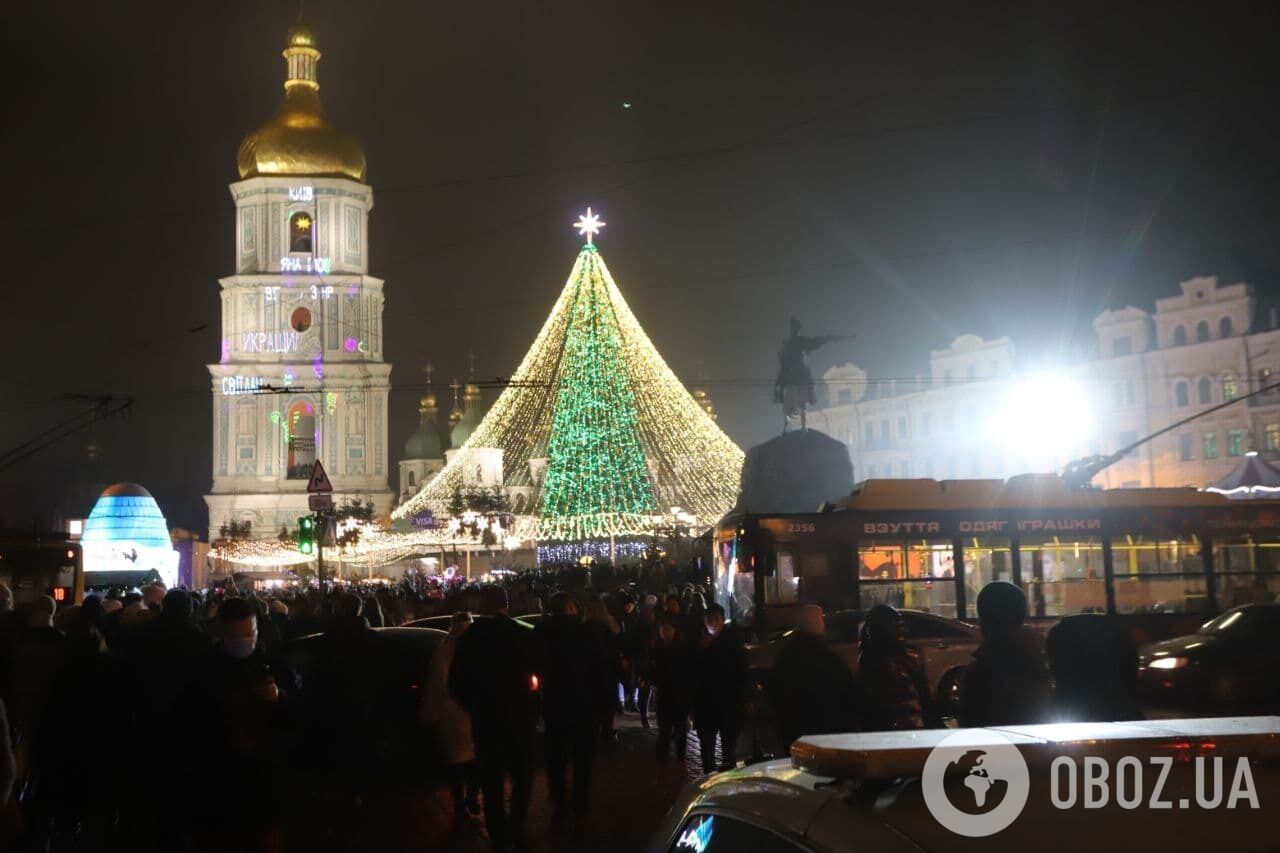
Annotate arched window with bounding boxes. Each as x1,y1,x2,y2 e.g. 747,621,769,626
289,211,313,253
1174,380,1190,408
1173,325,1188,346
1198,377,1213,405
513,493,527,513
1223,374,1239,401
1219,316,1233,338
407,471,416,487
286,401,316,479
1196,321,1209,343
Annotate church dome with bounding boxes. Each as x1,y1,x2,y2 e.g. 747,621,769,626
451,384,484,447
404,423,444,460
404,393,444,460
236,24,366,182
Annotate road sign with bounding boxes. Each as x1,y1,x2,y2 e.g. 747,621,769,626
321,516,337,548
309,493,334,512
306,460,334,493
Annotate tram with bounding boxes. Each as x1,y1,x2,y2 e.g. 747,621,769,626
0,530,83,608
713,474,1280,627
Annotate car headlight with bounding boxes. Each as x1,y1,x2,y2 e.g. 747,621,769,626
1146,656,1188,670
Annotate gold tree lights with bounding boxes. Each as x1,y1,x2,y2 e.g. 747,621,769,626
394,209,745,554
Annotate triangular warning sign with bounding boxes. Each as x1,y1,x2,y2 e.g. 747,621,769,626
306,460,334,493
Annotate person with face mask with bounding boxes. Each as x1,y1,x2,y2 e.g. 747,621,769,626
691,603,747,775
181,597,297,847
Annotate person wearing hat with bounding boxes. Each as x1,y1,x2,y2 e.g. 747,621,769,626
958,581,1052,727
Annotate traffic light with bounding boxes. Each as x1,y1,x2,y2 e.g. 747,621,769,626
298,515,315,555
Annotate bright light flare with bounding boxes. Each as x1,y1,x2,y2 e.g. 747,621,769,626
985,373,1095,468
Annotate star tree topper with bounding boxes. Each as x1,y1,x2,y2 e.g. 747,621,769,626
574,207,606,246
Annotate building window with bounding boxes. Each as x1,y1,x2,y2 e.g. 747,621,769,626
836,388,852,404
289,210,314,253
897,416,908,439
1223,374,1239,401
1175,380,1190,408
1203,431,1219,460
868,464,878,477
1118,430,1138,457
1266,423,1280,451
1174,325,1187,346
407,471,415,486
1228,428,1244,457
966,364,976,381
1196,320,1210,342
879,419,890,441
1260,367,1275,391
1220,316,1233,338
1113,336,1132,356
898,461,910,477
1198,377,1212,405
1179,434,1194,461
864,423,874,444
1126,380,1136,406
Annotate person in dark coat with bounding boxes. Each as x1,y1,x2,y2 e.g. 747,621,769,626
767,605,858,750
533,593,597,821
958,581,1053,727
855,604,934,730
180,597,298,848
652,615,694,762
692,604,747,774
1046,614,1142,722
450,585,538,849
616,594,640,712
633,601,658,728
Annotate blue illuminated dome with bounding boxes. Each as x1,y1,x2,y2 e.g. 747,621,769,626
82,483,173,549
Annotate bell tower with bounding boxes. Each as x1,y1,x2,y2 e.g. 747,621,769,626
205,22,393,540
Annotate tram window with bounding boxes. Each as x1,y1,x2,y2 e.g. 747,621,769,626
1214,540,1280,610
1020,538,1106,617
1113,536,1210,615
764,550,799,605
858,542,958,618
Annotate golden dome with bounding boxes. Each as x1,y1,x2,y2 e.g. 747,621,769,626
236,26,366,182
419,392,438,412
463,383,481,401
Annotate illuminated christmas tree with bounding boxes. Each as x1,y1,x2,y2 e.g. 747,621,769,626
394,209,744,556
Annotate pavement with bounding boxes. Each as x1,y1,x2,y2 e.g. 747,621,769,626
278,709,740,853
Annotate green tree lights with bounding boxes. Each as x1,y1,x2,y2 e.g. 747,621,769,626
538,247,656,540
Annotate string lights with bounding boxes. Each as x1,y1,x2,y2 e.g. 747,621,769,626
393,211,745,556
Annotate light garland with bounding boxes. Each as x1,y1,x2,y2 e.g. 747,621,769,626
394,219,745,556
211,516,542,572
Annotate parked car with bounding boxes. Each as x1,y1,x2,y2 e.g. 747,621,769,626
404,613,537,631
1138,603,1280,711
746,609,980,710
282,626,447,767
647,718,1280,852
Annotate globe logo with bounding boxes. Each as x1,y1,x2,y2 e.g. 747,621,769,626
922,730,1030,837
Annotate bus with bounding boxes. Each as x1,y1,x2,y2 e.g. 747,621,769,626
0,530,83,609
713,473,1280,629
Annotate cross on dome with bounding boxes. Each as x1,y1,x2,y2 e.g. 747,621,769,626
574,207,606,246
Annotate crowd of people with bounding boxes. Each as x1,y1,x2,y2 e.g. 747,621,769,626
0,570,1141,852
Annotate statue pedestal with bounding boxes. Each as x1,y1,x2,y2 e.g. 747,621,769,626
734,429,854,514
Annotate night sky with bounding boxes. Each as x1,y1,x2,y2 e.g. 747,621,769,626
2,0,1277,531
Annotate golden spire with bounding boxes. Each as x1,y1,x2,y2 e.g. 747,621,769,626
236,22,366,181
